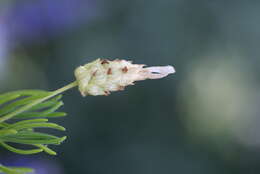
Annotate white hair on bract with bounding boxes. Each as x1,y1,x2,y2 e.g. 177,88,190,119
74,59,175,96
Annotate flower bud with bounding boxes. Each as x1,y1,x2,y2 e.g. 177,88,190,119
74,59,175,96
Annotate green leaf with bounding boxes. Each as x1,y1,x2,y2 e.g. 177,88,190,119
34,144,57,155
0,94,21,106
41,101,64,114
46,112,67,117
1,132,67,145
10,98,64,119
0,90,50,110
0,129,17,136
0,141,43,155
0,122,10,128
8,119,49,128
0,165,20,174
11,123,66,131
0,164,34,174
28,95,62,112
0,90,49,98
8,167,34,174
0,94,48,116
14,112,67,119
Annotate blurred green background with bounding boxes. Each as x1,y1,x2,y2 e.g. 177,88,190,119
1,0,260,173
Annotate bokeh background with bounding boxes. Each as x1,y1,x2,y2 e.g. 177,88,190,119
1,0,260,173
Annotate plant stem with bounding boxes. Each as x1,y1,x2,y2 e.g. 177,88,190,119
0,81,78,123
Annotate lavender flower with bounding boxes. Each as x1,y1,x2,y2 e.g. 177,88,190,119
3,0,98,42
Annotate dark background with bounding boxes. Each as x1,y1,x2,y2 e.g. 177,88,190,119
1,0,260,173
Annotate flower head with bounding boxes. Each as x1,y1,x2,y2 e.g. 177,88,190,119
74,59,175,96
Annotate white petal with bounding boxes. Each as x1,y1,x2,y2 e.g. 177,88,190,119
145,65,175,79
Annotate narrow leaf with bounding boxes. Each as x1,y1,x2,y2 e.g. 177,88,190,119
34,144,57,155
41,101,64,115
0,94,48,116
0,129,17,136
0,164,34,174
8,119,49,128
14,111,67,119
12,123,66,131
0,165,20,174
0,94,21,106
0,141,43,155
0,90,49,98
1,132,67,145
7,167,34,174
0,122,10,128
28,95,62,112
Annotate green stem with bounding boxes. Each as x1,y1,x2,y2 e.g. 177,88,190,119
0,81,78,123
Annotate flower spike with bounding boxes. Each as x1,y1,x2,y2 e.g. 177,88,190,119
74,59,175,96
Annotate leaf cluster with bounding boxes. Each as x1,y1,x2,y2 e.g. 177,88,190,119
0,90,67,174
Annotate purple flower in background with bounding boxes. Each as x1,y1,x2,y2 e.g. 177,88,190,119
0,19,9,80
3,0,99,43
0,0,100,87
3,156,64,174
